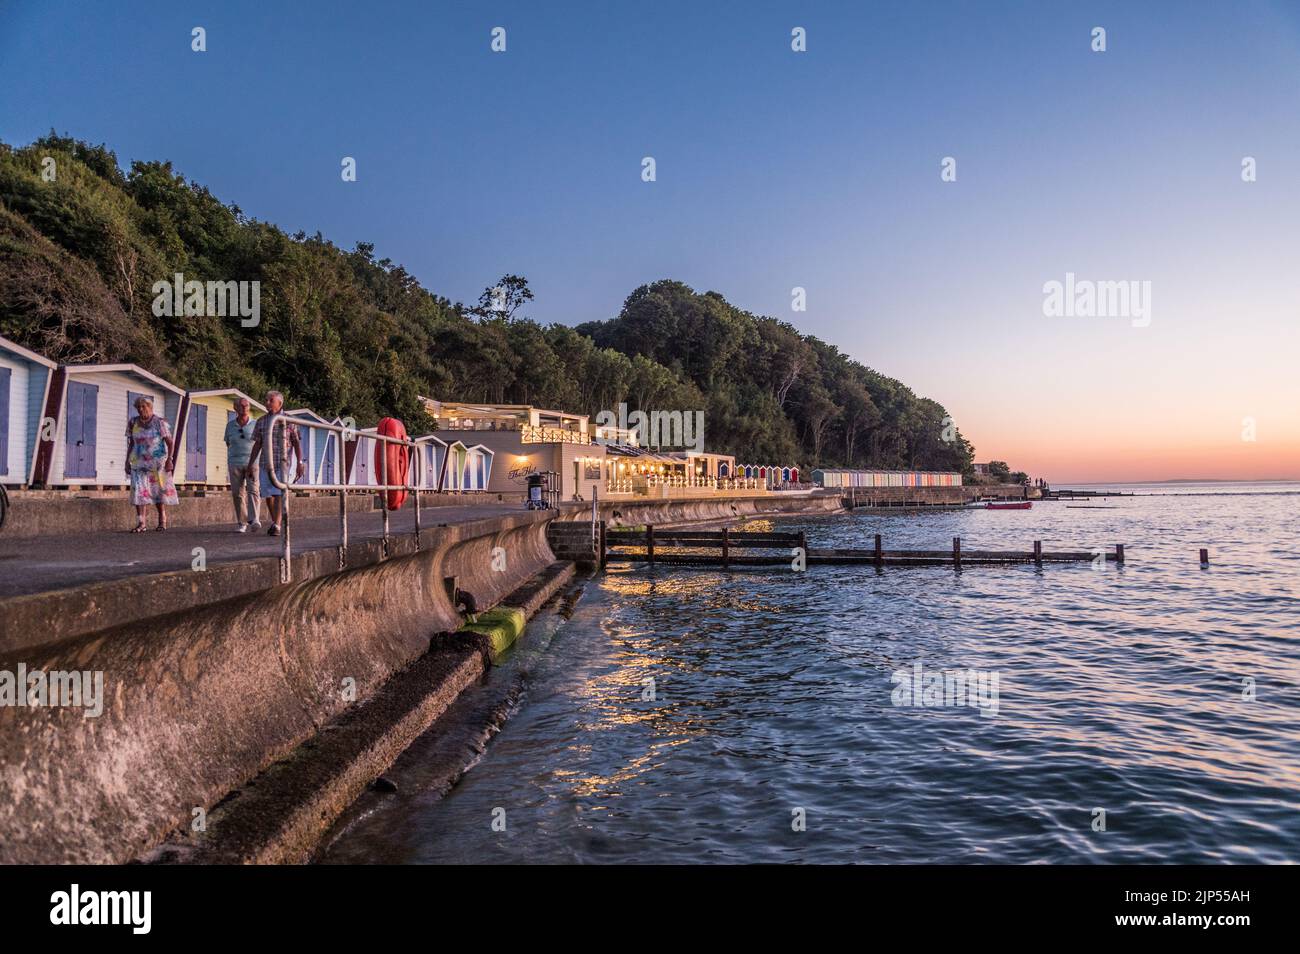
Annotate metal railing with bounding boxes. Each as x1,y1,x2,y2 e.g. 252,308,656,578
262,412,428,583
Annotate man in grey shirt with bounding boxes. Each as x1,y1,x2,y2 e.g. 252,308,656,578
224,396,261,532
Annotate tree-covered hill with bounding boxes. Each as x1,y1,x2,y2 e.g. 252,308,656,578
0,134,974,472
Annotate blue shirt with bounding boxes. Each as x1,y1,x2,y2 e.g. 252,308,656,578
224,416,257,468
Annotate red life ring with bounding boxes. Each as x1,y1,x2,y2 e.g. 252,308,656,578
373,417,410,510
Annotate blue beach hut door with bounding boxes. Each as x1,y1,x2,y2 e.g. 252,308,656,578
65,381,98,479
0,367,10,476
186,403,207,481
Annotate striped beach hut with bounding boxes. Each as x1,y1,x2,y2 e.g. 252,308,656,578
174,389,265,487
38,364,184,488
440,440,468,491
0,335,57,487
285,408,331,485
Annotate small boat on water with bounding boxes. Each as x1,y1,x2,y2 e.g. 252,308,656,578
966,500,1033,510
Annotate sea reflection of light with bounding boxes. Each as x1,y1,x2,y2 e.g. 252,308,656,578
554,737,693,800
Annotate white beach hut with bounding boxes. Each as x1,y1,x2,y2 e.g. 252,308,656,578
413,434,448,491
39,364,184,488
347,426,379,487
0,335,57,487
463,443,495,491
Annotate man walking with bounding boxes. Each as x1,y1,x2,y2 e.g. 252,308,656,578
224,396,262,532
247,391,306,536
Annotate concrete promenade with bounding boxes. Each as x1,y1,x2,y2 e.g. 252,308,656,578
0,502,522,601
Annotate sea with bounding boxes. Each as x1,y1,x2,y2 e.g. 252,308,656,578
322,481,1300,864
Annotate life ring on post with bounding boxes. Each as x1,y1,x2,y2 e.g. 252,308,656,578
373,417,410,511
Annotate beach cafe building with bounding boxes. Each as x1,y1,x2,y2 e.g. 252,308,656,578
420,399,608,501
37,363,185,488
418,398,756,501
0,335,57,487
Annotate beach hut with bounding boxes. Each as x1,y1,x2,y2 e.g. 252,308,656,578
39,364,183,488
345,424,414,489
318,416,350,486
413,435,448,490
174,389,265,487
347,426,379,487
463,443,494,491
285,408,331,485
441,441,468,491
0,335,57,487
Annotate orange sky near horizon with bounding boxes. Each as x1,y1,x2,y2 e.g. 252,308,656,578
872,210,1300,485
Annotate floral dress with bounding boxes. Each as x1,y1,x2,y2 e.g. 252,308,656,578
126,415,179,506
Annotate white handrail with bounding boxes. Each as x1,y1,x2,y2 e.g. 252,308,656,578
262,412,426,582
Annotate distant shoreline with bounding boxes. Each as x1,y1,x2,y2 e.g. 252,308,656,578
1056,478,1299,487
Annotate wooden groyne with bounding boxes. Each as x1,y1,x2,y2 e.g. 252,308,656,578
601,526,1123,568
1043,489,1135,500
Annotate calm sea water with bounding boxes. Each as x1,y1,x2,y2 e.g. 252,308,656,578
326,482,1300,864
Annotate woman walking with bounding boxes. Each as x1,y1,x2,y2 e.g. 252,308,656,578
125,395,179,531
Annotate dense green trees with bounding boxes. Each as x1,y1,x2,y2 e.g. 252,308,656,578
0,134,974,472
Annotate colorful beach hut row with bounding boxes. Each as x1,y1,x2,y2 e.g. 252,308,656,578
811,469,964,489
0,335,493,492
347,432,494,492
723,463,801,486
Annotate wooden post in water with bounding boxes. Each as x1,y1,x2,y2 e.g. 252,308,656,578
721,526,730,568
646,523,655,566
1200,548,1209,567
599,520,607,568
1115,544,1125,565
1034,540,1042,567
874,533,883,567
953,536,961,569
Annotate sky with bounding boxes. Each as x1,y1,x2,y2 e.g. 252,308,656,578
2,0,1298,482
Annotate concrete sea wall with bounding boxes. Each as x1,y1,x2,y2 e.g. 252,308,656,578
839,483,1027,507
588,491,846,527
0,512,555,865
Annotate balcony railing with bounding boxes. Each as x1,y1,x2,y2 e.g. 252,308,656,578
433,419,591,445
521,424,592,445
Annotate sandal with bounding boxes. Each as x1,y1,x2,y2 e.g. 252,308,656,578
131,523,147,533
155,524,167,532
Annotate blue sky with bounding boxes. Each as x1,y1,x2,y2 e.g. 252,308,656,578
3,0,1299,480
